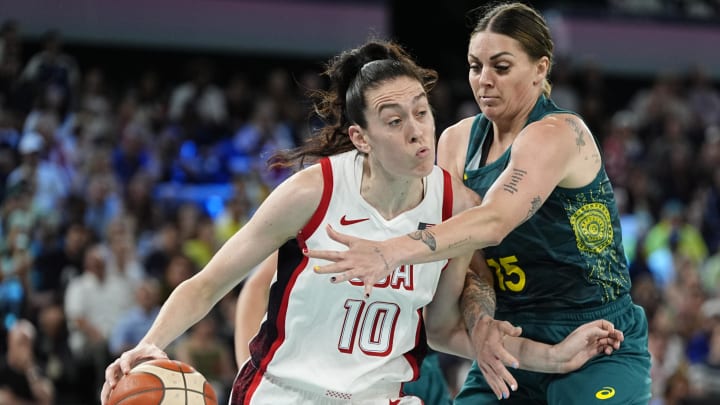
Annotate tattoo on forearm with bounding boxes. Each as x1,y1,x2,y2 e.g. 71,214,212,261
566,117,585,151
408,230,437,251
524,196,542,222
373,247,391,273
503,168,527,194
461,272,496,332
448,236,471,250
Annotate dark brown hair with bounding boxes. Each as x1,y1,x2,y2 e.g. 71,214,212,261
472,2,554,97
268,40,438,170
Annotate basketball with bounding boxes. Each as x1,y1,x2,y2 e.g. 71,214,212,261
107,358,218,405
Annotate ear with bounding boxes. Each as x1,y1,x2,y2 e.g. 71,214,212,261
535,56,550,84
348,124,370,153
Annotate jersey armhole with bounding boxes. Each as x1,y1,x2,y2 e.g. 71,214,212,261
297,157,333,242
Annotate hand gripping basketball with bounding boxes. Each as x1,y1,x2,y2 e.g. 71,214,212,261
106,358,217,405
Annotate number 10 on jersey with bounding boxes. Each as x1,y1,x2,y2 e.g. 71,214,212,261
338,300,400,356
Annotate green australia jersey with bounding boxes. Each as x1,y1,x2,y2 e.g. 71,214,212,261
463,95,630,313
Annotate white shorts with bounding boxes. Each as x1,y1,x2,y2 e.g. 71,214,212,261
243,372,423,405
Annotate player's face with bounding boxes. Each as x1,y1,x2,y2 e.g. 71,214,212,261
467,31,545,122
361,76,436,179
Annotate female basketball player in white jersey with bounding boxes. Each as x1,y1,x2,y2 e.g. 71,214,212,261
101,39,623,405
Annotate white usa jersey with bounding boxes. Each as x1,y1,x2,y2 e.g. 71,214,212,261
243,150,453,401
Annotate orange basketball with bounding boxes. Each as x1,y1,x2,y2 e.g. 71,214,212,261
107,358,218,405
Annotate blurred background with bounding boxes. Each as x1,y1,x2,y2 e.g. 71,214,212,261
0,1,718,404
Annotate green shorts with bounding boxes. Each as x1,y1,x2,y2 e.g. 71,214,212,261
454,295,651,404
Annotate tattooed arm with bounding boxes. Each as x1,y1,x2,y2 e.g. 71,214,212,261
308,114,602,296
461,251,522,398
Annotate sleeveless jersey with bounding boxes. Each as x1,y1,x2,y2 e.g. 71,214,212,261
246,150,454,397
463,95,630,313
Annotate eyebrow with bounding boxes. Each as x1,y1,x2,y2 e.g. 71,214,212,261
469,51,514,61
378,92,427,114
490,51,514,60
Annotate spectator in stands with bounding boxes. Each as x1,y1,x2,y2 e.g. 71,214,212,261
33,222,92,306
111,121,158,185
214,193,250,243
35,303,78,404
173,313,235,404
0,19,22,105
0,211,34,329
143,221,182,280
20,29,79,119
645,200,708,286
6,131,70,218
182,214,218,269
103,215,146,286
63,244,134,403
230,97,295,187
688,300,720,399
168,57,227,144
83,172,122,240
108,278,161,357
0,319,55,405
686,64,720,131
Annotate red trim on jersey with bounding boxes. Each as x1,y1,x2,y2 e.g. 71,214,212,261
297,157,333,247
247,254,310,402
441,168,453,221
401,309,424,381
439,168,454,273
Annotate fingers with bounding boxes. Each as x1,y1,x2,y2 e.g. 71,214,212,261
325,224,350,245
478,363,511,400
102,359,123,405
100,380,111,405
498,321,522,338
493,321,521,368
310,260,345,275
479,360,517,400
363,282,373,299
105,358,125,386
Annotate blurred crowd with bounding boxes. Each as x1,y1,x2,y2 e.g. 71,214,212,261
0,16,719,405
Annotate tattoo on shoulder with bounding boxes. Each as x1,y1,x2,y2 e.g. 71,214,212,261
503,168,527,194
525,196,542,222
461,272,496,332
565,117,585,151
408,230,437,251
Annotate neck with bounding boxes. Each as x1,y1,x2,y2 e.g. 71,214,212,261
360,157,425,220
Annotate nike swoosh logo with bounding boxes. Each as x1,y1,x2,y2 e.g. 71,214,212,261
389,400,400,405
340,215,370,225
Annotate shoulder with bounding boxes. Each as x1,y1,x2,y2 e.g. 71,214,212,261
518,113,593,150
528,113,590,137
438,116,476,178
439,116,475,149
272,162,325,205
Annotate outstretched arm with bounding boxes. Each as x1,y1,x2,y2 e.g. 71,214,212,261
101,166,324,405
503,319,624,374
308,117,595,297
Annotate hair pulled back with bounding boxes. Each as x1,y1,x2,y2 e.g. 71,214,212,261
472,2,554,97
269,40,438,170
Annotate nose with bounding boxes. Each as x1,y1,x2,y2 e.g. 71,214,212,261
408,116,432,144
475,67,494,88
